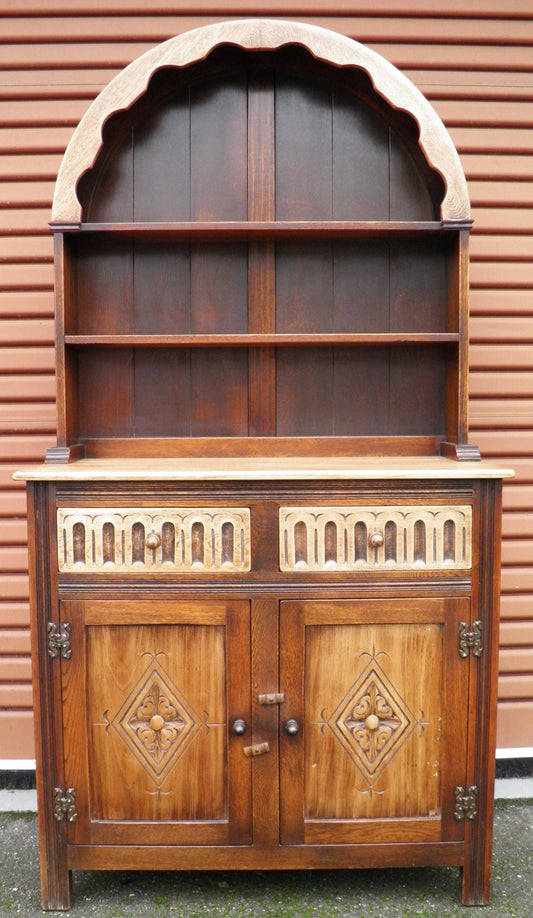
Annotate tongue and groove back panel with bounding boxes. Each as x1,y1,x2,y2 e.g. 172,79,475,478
69,49,449,445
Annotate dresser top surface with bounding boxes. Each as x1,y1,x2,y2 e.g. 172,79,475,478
14,456,514,483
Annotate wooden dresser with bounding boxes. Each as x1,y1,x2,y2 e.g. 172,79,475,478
16,20,512,910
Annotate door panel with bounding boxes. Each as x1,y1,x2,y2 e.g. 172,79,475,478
280,597,469,846
61,599,251,846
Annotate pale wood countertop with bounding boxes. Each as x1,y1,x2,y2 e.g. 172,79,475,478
14,456,514,482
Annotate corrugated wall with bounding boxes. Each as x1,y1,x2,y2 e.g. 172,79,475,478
0,0,532,760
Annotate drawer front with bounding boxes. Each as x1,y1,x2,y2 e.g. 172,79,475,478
57,507,251,573
279,505,472,572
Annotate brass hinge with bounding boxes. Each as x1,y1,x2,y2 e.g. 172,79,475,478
453,785,479,821
458,621,483,658
53,787,77,823
47,622,72,660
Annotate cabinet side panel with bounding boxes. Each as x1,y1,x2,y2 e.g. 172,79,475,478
55,234,77,447
27,483,71,910
463,481,503,905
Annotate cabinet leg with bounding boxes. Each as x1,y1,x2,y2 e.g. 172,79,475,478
37,808,72,910
40,863,72,912
460,859,491,907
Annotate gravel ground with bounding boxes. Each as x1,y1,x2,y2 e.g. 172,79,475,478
1,800,531,917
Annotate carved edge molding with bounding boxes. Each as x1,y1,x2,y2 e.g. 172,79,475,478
280,505,472,572
57,507,251,573
51,19,470,224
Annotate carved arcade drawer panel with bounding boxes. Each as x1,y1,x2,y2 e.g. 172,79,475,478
57,507,251,573
279,505,472,573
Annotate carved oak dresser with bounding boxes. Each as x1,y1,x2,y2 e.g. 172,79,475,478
16,20,513,910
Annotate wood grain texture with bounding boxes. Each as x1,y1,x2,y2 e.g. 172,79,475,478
280,596,470,847
61,598,252,847
23,472,507,906
57,506,251,573
15,456,514,482
26,483,71,910
51,20,470,223
279,504,472,572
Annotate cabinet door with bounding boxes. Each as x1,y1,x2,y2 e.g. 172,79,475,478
61,599,251,846
280,597,469,846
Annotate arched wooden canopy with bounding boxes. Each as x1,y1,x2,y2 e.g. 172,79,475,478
51,19,470,224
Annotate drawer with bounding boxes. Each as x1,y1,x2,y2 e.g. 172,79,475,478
279,505,472,572
57,507,251,573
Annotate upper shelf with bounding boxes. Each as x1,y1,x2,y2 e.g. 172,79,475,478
52,221,470,239
64,333,460,347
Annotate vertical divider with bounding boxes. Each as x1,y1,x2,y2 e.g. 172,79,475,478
54,233,78,447
248,71,277,437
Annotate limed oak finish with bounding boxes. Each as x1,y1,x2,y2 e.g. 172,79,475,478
19,20,511,910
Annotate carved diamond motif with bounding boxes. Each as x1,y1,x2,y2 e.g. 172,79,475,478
330,657,416,785
112,660,200,783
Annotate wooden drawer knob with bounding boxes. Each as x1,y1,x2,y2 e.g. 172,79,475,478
145,530,161,550
368,530,384,549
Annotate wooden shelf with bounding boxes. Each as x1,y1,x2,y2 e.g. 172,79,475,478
54,220,455,240
65,333,460,347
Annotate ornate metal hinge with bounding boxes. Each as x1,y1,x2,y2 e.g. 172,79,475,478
47,622,72,660
458,621,483,658
53,787,77,823
454,785,479,821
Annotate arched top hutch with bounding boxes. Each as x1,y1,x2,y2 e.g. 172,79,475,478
50,18,473,462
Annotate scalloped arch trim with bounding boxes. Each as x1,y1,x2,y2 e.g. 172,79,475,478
51,19,470,224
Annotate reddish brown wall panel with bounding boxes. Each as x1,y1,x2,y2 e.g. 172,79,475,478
0,2,531,759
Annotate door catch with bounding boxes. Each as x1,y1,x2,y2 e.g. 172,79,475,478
243,742,270,757
258,693,285,705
